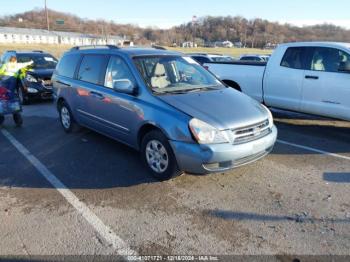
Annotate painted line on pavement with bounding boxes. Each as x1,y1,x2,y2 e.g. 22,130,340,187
1,129,137,257
277,139,350,161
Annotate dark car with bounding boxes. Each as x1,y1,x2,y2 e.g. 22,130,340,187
239,55,270,62
0,50,58,104
190,53,235,65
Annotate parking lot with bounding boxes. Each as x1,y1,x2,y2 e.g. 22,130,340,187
0,101,349,258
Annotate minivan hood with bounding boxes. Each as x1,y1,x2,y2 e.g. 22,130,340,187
158,88,268,130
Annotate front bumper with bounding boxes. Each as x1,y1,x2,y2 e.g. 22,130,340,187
170,125,277,174
25,82,53,100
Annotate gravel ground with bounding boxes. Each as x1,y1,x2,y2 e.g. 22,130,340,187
0,102,349,261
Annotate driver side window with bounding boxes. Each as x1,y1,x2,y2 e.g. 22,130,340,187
105,56,135,89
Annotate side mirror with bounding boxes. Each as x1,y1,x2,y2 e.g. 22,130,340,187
338,61,350,73
113,79,137,95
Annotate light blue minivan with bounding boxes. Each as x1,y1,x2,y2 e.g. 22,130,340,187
52,46,277,180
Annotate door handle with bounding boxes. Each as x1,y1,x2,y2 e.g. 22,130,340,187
305,75,319,80
56,80,72,87
90,91,104,99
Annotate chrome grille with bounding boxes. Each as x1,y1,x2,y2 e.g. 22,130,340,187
232,119,271,145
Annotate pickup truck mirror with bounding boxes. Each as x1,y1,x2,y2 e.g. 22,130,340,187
113,79,137,95
338,61,350,73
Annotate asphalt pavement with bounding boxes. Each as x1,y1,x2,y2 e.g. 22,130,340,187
0,101,349,260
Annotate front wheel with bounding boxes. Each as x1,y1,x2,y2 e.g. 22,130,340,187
141,130,182,181
18,83,29,105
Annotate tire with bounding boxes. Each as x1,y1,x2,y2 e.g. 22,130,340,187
58,101,79,133
13,113,23,127
0,115,4,125
18,83,29,105
141,130,182,181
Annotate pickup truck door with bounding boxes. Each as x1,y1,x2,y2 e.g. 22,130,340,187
263,47,305,111
301,47,350,120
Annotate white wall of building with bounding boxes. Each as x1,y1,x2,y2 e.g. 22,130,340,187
0,28,126,46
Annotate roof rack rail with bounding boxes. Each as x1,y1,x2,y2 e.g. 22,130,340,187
151,45,167,50
70,45,119,51
32,50,44,53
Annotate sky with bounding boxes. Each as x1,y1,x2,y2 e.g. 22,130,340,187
1,0,350,29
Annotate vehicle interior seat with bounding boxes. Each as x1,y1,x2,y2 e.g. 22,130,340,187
312,53,325,71
151,63,170,88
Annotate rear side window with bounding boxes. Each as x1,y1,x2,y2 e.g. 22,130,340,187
308,47,350,73
56,53,81,78
77,55,109,85
280,47,305,69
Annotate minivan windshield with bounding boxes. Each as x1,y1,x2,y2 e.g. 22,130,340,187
134,55,224,94
17,53,58,69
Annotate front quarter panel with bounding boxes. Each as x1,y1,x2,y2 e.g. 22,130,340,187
134,97,194,146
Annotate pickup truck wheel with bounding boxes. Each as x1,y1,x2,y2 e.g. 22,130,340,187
141,130,182,181
59,101,79,133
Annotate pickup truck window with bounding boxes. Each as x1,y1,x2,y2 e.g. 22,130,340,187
134,56,224,94
280,47,305,69
309,47,350,73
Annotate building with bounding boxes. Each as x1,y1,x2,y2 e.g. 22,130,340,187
0,27,132,46
0,27,57,44
181,41,198,48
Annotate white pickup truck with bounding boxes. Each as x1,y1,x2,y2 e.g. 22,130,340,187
205,42,350,121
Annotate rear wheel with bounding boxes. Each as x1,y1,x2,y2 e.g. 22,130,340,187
58,101,79,133
13,113,23,127
141,130,182,181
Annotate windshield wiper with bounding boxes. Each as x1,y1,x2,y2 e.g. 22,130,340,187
153,89,192,95
153,85,222,95
199,84,222,90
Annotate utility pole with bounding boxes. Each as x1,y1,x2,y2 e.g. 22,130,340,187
192,15,197,48
45,0,50,31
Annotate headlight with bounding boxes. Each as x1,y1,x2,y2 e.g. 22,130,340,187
262,105,274,127
25,74,38,83
189,118,230,144
27,87,38,93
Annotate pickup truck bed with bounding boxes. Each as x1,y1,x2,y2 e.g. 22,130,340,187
205,61,267,102
205,42,350,121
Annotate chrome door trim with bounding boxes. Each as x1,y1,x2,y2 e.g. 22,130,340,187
77,109,130,132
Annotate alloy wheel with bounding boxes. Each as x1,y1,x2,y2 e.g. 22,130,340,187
145,140,169,173
61,106,71,129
